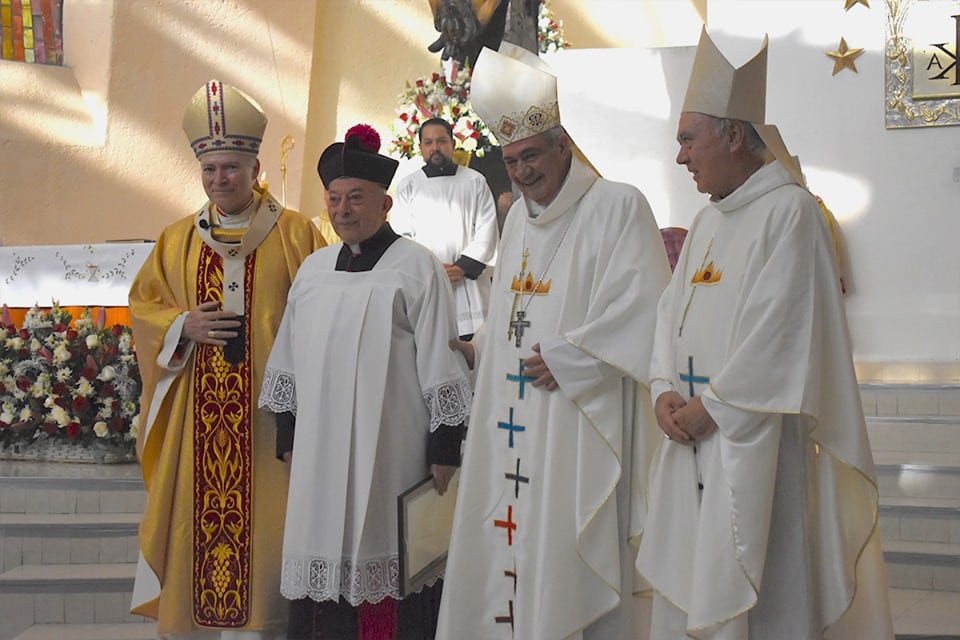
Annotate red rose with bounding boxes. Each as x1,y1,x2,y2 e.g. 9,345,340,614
100,383,116,397
431,72,440,82
0,421,8,430
53,323,66,332
444,87,453,96
66,328,78,340
52,382,69,396
18,328,29,340
111,324,124,337
399,112,409,122
452,107,461,116
66,422,81,438
416,79,424,87
72,396,88,412
471,131,479,139
54,396,68,409
109,416,124,432
16,377,30,391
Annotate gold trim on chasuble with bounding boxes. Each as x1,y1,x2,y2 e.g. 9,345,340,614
192,243,255,627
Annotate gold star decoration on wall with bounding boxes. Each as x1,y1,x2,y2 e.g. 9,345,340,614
826,37,865,74
844,0,870,9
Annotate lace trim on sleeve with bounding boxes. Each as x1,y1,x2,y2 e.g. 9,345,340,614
422,377,472,432
259,366,297,415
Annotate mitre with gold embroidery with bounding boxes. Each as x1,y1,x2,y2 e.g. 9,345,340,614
183,80,267,159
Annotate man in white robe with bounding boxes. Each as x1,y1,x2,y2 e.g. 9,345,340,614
393,116,499,339
635,29,894,640
259,125,471,640
437,45,670,640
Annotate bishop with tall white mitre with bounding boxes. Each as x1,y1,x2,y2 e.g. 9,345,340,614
635,29,894,639
437,45,671,639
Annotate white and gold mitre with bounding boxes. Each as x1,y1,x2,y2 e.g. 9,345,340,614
681,27,768,124
182,80,267,159
470,43,561,145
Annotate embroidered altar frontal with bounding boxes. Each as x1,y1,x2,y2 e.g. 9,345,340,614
192,244,256,627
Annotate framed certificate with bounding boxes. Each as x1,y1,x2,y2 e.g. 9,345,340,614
397,469,460,597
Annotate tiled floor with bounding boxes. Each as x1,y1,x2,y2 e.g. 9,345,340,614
892,588,960,636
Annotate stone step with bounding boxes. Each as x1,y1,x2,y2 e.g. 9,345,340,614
880,497,960,545
0,461,145,515
891,588,960,638
859,382,960,419
868,416,960,453
0,565,142,640
875,451,960,500
0,563,136,593
885,541,960,592
11,622,156,640
0,513,140,572
0,512,140,536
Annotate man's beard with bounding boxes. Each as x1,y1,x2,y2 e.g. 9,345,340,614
427,152,452,167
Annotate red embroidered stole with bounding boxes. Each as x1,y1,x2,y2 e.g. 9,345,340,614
192,243,255,627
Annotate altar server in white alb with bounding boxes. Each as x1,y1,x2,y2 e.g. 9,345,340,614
636,29,894,639
259,125,471,640
392,116,499,339
437,45,670,639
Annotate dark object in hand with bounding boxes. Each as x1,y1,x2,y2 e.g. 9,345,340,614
223,315,246,365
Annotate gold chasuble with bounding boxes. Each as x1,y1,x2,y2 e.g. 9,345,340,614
130,189,323,635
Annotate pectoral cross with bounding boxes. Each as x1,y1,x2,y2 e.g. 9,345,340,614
509,310,531,348
507,249,529,343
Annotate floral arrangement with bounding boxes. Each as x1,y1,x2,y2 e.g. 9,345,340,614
389,59,499,160
538,0,571,54
388,1,570,160
0,304,140,452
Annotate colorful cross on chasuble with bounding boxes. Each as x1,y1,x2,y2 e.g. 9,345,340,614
192,244,256,627
506,359,535,399
680,355,710,397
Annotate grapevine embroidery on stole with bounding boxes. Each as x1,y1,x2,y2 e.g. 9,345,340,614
192,244,255,627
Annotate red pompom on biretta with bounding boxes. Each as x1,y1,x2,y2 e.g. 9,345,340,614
344,124,381,153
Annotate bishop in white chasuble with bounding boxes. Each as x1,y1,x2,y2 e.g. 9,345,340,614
438,150,670,639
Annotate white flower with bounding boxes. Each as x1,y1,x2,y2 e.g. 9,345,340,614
121,400,137,417
0,327,7,340
75,377,94,397
0,361,7,376
85,334,100,349
93,421,109,438
53,344,70,364
30,374,51,398
97,366,116,382
118,333,133,352
19,407,32,422
44,396,56,408
49,405,70,427
56,367,72,382
6,337,23,350
126,417,140,441
0,410,15,424
29,338,42,353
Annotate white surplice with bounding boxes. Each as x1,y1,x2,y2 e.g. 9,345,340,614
393,165,499,336
436,156,670,639
258,238,471,606
637,161,894,639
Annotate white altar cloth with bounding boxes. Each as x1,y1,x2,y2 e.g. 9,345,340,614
0,243,153,307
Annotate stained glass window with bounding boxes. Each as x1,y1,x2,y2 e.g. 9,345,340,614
0,0,63,65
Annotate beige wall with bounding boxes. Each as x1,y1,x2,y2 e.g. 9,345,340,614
0,0,316,245
0,0,706,244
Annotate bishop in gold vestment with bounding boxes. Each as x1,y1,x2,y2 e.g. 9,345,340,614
129,80,324,639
